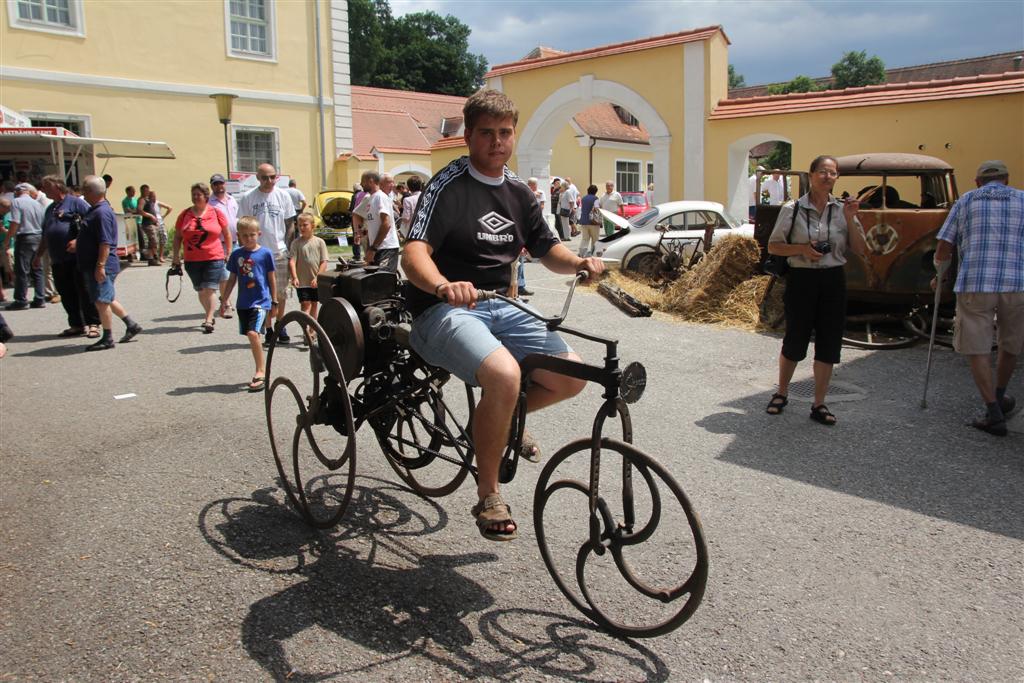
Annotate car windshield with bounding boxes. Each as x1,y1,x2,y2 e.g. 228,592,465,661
630,207,660,228
623,194,645,205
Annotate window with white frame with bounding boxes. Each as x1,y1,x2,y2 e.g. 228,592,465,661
233,126,278,173
615,160,641,193
8,0,84,36
227,0,275,59
29,114,89,137
646,162,654,189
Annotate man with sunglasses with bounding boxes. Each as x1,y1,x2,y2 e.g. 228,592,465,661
238,163,296,344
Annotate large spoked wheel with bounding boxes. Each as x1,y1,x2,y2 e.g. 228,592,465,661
265,310,357,528
374,379,475,498
843,314,919,349
534,438,709,638
903,306,955,348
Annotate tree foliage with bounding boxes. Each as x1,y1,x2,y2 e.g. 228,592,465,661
762,142,792,171
347,0,488,96
728,64,745,89
831,50,886,89
766,75,824,95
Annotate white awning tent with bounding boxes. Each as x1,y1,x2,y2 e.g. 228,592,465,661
0,129,174,181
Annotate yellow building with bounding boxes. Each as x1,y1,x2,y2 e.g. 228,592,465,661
1,0,352,211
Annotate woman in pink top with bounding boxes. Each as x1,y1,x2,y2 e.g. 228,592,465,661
172,182,231,333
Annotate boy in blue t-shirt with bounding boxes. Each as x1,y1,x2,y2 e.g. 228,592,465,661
224,216,277,392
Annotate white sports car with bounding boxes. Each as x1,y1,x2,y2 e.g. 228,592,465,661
593,201,754,274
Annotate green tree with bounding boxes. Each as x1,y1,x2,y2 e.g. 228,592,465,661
347,1,487,96
831,50,886,89
766,75,824,95
728,64,745,89
762,142,792,171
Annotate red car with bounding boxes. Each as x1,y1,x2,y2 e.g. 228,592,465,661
619,192,648,218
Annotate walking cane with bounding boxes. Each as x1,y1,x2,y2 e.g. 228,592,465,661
921,258,951,409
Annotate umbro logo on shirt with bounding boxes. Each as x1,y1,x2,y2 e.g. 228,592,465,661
476,211,515,243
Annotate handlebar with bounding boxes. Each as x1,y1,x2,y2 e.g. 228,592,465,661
448,271,590,330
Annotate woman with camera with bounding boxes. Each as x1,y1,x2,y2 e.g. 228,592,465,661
765,155,867,425
172,182,230,334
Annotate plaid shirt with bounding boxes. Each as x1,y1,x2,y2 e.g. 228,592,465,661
937,181,1024,293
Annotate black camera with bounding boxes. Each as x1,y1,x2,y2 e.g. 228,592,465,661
812,240,832,255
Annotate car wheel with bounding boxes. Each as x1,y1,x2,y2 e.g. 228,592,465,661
625,251,662,278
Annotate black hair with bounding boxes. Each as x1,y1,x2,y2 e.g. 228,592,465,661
809,155,838,173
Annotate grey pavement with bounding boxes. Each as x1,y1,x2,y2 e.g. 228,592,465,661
1,260,1021,681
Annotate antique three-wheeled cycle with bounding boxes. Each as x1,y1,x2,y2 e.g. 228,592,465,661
263,262,709,638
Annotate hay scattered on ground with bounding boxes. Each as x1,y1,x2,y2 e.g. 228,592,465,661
594,235,786,331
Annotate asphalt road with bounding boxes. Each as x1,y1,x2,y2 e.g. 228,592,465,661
1,260,1021,682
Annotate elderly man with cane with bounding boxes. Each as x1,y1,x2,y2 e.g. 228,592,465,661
932,160,1024,437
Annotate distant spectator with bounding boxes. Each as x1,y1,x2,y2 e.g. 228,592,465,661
284,178,306,247
550,178,565,240
599,180,623,215
762,169,787,206
360,170,400,272
137,184,161,265
5,183,45,310
78,176,143,351
102,174,113,189
288,213,329,324
645,182,654,208
149,189,172,265
564,176,580,237
350,183,365,261
400,176,422,240
209,174,238,317
172,182,231,334
35,175,99,338
0,198,13,300
578,184,600,257
557,180,574,242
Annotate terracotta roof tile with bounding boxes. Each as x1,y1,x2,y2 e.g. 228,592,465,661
573,103,649,144
710,71,1024,120
728,50,1024,99
430,137,468,151
371,146,431,155
351,85,466,154
486,25,728,78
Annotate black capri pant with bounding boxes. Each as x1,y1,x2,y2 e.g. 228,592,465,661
782,266,846,365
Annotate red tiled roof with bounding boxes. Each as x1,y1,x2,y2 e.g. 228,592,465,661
352,109,431,155
728,50,1024,99
710,71,1024,120
371,146,430,155
350,85,466,155
486,25,728,78
573,103,649,144
430,136,467,151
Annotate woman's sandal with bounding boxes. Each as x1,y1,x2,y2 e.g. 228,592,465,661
85,325,101,339
247,376,266,392
810,404,837,426
519,430,542,463
471,493,518,542
766,393,788,415
201,320,215,334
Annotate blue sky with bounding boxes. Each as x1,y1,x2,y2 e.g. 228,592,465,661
392,0,1024,85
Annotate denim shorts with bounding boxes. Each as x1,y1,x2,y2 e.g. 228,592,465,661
237,307,269,336
185,259,226,291
84,270,118,304
409,299,572,386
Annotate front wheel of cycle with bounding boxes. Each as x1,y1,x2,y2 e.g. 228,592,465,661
533,437,709,638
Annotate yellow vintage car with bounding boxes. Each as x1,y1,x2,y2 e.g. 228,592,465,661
312,190,354,243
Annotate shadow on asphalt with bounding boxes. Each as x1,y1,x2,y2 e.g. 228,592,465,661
142,325,196,336
696,351,1024,540
168,383,246,396
11,343,87,357
151,313,204,322
178,342,243,355
1,332,79,343
199,479,668,681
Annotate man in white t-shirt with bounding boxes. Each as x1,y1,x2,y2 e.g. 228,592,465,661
237,163,296,343
598,180,623,214
564,177,581,235
762,169,787,206
360,170,400,272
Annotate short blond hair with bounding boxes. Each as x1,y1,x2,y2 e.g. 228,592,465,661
237,215,260,233
296,213,315,227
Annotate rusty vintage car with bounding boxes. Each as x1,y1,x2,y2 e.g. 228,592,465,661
754,153,958,348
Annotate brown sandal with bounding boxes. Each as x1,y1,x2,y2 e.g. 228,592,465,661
519,430,542,463
471,493,518,542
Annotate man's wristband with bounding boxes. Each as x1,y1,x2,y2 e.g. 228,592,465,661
434,282,449,297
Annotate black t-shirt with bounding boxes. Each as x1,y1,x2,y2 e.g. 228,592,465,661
406,156,558,316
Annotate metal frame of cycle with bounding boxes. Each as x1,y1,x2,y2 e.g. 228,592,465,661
263,269,709,638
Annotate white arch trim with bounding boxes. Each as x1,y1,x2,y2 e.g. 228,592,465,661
386,162,432,179
725,132,793,220
517,75,672,206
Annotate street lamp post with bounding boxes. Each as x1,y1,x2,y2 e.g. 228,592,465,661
209,93,238,179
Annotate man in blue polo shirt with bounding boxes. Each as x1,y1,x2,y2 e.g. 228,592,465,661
78,176,142,351
35,174,100,337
